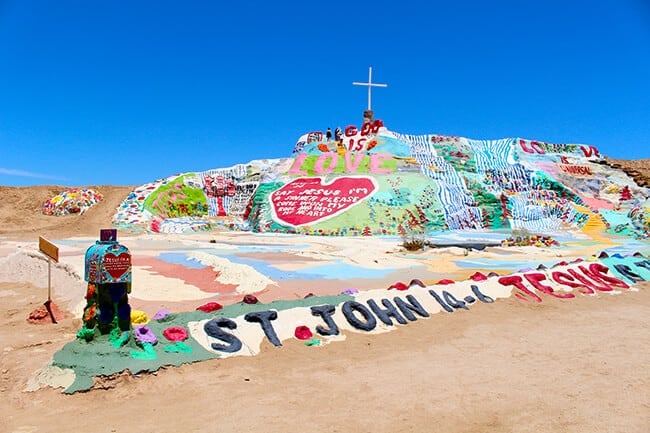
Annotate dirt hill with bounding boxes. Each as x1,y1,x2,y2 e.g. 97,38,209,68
606,158,650,187
0,185,133,241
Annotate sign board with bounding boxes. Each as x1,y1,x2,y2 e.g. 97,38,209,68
39,237,59,263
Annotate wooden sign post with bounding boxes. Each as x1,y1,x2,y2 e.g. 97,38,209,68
38,236,59,323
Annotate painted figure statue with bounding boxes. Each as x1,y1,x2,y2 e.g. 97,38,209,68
78,229,132,340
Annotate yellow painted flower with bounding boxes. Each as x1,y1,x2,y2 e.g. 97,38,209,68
131,310,149,324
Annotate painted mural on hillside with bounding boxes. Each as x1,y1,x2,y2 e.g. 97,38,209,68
112,121,649,239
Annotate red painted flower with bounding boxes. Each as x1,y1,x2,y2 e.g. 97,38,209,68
469,272,488,281
163,326,189,342
436,279,455,285
294,326,313,340
196,302,223,313
388,282,408,290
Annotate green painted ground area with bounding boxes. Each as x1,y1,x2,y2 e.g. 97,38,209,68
54,294,351,393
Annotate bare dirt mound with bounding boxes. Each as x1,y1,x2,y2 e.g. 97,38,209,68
606,158,650,187
0,185,133,240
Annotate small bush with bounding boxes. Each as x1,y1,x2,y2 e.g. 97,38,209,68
402,234,426,251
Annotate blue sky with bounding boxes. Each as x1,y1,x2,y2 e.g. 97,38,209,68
1,0,649,187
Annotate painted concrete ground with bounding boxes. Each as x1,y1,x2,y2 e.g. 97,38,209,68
3,229,647,318
2,228,648,394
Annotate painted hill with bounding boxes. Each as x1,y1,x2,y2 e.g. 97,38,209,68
112,119,650,239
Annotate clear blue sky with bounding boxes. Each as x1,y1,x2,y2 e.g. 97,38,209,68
1,0,649,187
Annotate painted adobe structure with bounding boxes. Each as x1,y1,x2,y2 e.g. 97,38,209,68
112,121,649,239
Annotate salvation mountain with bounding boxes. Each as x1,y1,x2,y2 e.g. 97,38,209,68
112,120,649,239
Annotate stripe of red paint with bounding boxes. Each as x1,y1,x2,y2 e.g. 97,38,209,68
524,272,575,299
498,275,542,302
133,257,238,294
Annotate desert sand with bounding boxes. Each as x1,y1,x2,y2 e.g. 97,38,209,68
0,185,649,433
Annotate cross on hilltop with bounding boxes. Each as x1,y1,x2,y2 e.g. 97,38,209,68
352,67,387,111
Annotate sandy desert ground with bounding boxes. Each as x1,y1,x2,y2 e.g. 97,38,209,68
0,184,648,433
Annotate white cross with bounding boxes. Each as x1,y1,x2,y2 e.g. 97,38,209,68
352,66,387,111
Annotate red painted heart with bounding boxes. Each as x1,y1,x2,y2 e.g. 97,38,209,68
103,252,131,280
270,176,377,227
